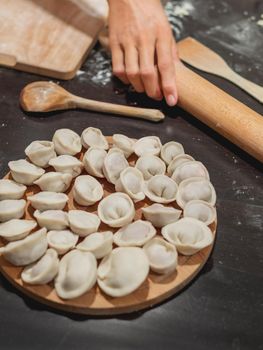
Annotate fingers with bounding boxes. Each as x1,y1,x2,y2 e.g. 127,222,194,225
111,42,129,84
124,46,145,93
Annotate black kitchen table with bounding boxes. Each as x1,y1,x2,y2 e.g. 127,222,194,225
0,0,262,349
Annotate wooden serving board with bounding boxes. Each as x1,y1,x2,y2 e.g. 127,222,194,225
0,0,105,79
0,137,217,315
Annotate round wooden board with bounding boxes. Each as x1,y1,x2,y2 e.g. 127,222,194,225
0,137,217,315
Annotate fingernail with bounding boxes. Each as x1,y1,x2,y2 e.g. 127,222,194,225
167,94,177,106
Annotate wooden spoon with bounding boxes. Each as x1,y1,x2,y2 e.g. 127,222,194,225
20,81,164,122
177,37,263,103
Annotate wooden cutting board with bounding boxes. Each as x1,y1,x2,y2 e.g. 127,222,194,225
0,0,105,79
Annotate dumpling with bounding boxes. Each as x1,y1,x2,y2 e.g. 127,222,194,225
162,217,214,255
134,136,162,157
103,148,129,184
97,247,149,297
0,179,27,200
171,161,209,184
73,175,103,206
143,175,178,204
167,154,195,176
33,210,68,230
135,155,166,180
142,203,182,228
25,141,56,168
113,220,156,247
0,219,37,241
0,228,48,266
27,192,68,211
68,210,100,236
115,167,145,202
0,199,26,222
49,155,83,178
21,249,59,285
55,250,97,299
112,134,135,158
81,127,109,150
52,129,82,156
176,177,216,209
183,200,217,225
160,141,184,165
47,230,78,255
34,172,72,192
8,159,45,185
98,192,135,228
83,147,107,178
76,231,113,259
143,237,178,274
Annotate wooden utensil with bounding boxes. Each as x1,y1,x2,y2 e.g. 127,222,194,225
20,81,164,122
178,37,263,104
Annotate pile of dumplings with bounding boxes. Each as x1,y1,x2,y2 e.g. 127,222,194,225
0,127,217,301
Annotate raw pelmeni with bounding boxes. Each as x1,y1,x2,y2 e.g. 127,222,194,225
115,167,145,202
171,161,209,184
52,129,82,156
135,155,166,180
8,159,45,185
98,192,135,228
103,148,129,184
113,220,156,247
81,127,109,150
73,175,103,206
68,210,100,236
21,249,59,285
167,154,195,176
83,147,107,178
0,228,48,266
77,231,113,259
33,210,68,230
112,134,135,158
134,136,162,157
0,179,27,200
0,199,26,222
0,219,37,241
25,141,56,168
184,200,216,225
47,230,78,255
34,172,72,192
160,141,184,165
144,175,178,204
162,217,214,255
97,247,149,297
49,155,83,178
142,203,182,228
27,192,68,211
55,250,97,299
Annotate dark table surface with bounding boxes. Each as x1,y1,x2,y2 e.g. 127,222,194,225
0,1,262,349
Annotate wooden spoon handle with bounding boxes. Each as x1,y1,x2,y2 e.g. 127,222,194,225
175,62,263,163
70,95,165,122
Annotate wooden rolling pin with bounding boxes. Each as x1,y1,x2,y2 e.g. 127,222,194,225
175,61,263,163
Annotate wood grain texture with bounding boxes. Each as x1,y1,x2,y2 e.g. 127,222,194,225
0,137,216,315
0,0,105,79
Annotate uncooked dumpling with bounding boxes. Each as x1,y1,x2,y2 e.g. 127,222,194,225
49,155,83,178
55,250,97,299
103,148,129,184
34,172,72,192
47,230,78,255
115,167,145,202
161,217,213,255
143,237,178,274
8,159,45,185
83,147,107,178
52,129,82,156
0,179,27,200
21,248,59,285
134,136,162,157
135,155,166,180
183,200,216,225
113,220,156,247
171,161,209,184
25,140,56,168
112,134,135,158
0,228,48,266
73,175,103,206
77,231,113,259
142,203,182,228
27,192,68,211
160,141,184,165
98,192,135,228
97,247,149,297
68,210,100,236
0,219,37,241
167,154,195,176
33,210,68,230
81,127,109,150
0,199,26,222
144,175,178,204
